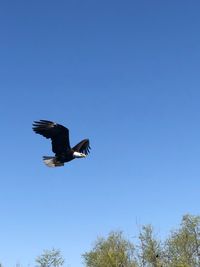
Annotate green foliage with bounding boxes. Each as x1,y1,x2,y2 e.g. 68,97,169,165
83,215,200,267
138,225,163,267
2,214,200,267
83,231,137,267
164,214,200,267
35,248,64,267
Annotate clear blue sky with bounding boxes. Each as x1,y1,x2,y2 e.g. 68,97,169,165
1,0,200,266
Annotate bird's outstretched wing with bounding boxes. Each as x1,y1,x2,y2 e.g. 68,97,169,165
32,120,71,155
72,139,91,155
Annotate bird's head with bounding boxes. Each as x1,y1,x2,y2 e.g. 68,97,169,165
73,151,86,158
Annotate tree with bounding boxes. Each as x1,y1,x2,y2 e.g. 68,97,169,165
82,215,200,267
138,225,163,267
164,214,200,267
83,231,137,267
35,248,65,267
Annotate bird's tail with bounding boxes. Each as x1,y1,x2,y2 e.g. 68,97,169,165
43,156,64,167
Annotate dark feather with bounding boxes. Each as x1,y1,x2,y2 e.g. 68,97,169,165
32,120,71,154
72,139,91,155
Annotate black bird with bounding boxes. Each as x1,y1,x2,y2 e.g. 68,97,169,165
32,120,91,167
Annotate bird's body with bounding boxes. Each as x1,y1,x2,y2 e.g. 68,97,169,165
32,120,91,167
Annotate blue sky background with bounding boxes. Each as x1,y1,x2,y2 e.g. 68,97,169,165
1,0,200,266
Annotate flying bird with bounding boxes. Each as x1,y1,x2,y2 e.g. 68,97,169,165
32,120,91,167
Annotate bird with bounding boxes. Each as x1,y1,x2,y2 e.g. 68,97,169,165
32,120,91,167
